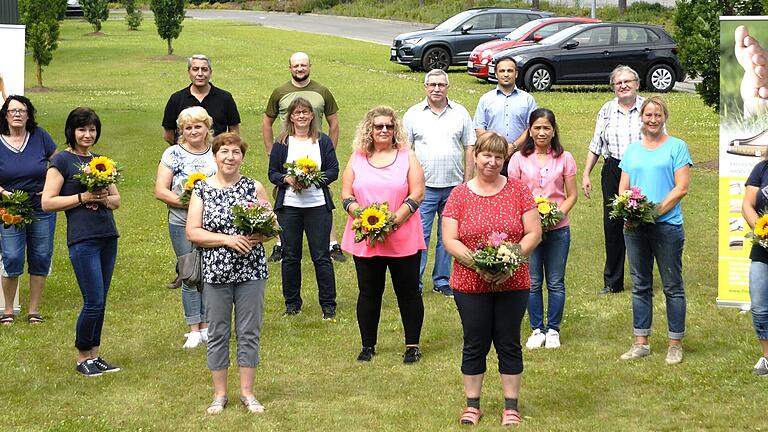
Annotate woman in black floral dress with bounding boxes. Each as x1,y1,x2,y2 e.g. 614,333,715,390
186,133,276,415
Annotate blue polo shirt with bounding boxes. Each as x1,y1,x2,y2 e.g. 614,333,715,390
473,86,537,144
0,127,57,211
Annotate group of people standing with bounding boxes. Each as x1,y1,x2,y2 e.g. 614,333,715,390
0,51,698,423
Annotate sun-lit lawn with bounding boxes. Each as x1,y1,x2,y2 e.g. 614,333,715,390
0,15,744,432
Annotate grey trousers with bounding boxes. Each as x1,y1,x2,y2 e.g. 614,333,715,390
204,279,266,370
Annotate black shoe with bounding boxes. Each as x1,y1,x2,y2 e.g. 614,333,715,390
322,307,336,321
599,286,624,295
434,285,454,298
282,307,301,317
403,346,422,364
268,245,283,263
329,244,347,262
167,275,181,289
92,356,121,373
76,359,103,377
357,346,375,362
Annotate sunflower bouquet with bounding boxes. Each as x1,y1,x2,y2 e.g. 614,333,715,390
283,156,326,193
73,156,123,192
352,202,397,247
535,196,564,230
0,191,36,229
178,172,208,205
468,231,527,276
232,199,282,238
608,185,657,229
746,214,768,250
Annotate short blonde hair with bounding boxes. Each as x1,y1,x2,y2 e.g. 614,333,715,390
212,132,248,156
176,106,213,147
352,106,408,156
640,95,670,119
474,131,509,160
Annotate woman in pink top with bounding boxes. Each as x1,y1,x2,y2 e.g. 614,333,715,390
340,106,426,364
508,108,577,350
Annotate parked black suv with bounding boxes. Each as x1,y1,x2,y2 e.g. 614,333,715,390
390,8,552,72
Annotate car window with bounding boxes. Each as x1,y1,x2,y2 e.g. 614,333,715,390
571,27,612,47
646,29,661,43
435,10,475,31
617,26,648,45
531,22,575,40
463,13,497,31
500,13,529,29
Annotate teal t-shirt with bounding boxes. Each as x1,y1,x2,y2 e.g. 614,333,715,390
618,136,692,225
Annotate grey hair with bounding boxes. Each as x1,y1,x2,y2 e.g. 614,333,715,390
187,54,212,71
609,65,639,85
424,69,449,86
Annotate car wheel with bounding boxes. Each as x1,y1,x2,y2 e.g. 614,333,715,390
523,64,553,92
422,47,451,71
646,64,675,92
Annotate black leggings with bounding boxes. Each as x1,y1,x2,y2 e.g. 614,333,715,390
454,289,529,375
353,252,424,347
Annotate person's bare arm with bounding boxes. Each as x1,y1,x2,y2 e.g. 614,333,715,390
262,114,276,156
163,129,175,146
582,151,600,198
463,145,475,182
326,113,340,148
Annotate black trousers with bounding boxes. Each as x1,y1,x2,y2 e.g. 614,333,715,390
353,252,424,347
601,157,626,291
454,289,529,376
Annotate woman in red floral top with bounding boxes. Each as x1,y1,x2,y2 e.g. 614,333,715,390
442,131,541,427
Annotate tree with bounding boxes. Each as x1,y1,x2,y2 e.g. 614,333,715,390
82,0,110,33
151,0,185,55
19,0,60,88
125,0,144,31
619,0,627,17
674,0,721,111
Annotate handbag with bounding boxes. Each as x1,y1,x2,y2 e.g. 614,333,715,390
177,248,202,291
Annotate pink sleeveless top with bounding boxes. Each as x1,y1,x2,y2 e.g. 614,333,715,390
341,149,426,258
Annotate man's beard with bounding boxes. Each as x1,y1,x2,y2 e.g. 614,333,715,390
292,72,310,82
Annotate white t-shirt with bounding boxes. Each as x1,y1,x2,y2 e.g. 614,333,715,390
284,136,325,208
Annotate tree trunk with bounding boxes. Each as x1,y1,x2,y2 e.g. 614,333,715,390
532,0,540,10
618,0,627,17
36,62,42,88
167,38,173,55
418,0,424,6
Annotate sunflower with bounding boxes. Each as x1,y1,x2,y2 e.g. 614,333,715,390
295,157,318,171
756,215,768,237
360,207,387,231
89,156,116,179
184,172,208,190
537,202,552,215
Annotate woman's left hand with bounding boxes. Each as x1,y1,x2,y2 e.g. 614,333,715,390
248,233,273,244
478,269,511,285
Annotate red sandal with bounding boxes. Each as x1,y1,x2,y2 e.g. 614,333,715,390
459,406,482,425
501,408,521,426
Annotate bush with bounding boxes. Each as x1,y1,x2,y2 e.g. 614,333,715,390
125,0,144,30
82,0,110,32
674,0,721,111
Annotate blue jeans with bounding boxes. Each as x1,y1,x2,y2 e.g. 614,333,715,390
750,261,768,340
528,226,570,333
0,210,56,277
419,186,454,292
276,205,336,311
624,223,686,339
169,223,205,325
69,237,118,352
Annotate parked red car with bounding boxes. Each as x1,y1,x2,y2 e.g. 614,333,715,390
467,16,600,79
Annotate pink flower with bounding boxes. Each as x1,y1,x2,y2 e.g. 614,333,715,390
488,232,508,248
627,199,638,209
629,186,644,201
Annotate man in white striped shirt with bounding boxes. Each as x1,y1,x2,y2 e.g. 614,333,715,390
404,69,476,297
582,65,644,295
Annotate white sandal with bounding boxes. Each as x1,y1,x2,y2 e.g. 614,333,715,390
240,395,265,413
206,395,227,415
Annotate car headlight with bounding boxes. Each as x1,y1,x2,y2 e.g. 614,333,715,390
403,37,421,45
481,49,492,59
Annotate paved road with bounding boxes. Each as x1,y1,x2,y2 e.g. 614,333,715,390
183,9,697,92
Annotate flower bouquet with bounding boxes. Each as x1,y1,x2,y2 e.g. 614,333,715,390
746,214,768,250
73,156,123,192
283,156,326,193
468,232,527,276
352,202,397,247
0,191,36,229
535,196,564,230
232,199,282,238
179,172,208,205
608,185,657,229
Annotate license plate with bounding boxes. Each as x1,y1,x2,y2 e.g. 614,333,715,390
467,61,474,68
390,48,396,57
488,65,495,74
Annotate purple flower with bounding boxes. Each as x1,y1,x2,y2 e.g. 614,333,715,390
488,232,508,248
629,186,644,201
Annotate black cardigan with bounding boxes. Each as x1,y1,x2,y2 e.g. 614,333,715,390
267,133,339,211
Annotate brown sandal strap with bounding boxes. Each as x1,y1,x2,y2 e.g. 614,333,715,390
460,406,482,425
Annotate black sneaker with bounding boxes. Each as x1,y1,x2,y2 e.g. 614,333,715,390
329,244,347,262
403,346,422,364
76,359,103,377
435,285,454,298
322,307,336,321
282,307,301,317
92,356,121,373
356,346,375,362
268,245,283,263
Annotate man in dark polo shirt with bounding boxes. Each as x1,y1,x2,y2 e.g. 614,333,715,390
161,54,241,145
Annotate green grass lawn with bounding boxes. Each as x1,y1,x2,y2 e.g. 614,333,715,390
0,16,744,432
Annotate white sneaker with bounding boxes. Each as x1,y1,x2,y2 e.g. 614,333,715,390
199,328,209,343
525,329,546,349
183,331,202,349
544,329,561,349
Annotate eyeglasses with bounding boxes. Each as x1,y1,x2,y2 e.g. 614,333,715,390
425,82,448,89
291,110,311,117
7,109,27,116
373,123,394,131
613,79,637,87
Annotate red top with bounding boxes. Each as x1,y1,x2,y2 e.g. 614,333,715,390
443,178,536,293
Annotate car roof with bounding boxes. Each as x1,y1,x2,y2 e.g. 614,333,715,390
465,7,552,13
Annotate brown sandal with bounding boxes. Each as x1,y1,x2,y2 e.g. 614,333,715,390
501,408,521,426
0,314,14,325
459,406,482,425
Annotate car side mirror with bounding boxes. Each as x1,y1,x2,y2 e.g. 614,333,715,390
532,34,543,42
461,24,474,34
564,40,579,49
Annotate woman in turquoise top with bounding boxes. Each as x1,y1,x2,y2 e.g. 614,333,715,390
617,96,692,366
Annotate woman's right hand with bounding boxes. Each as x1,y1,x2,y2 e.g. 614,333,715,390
284,175,303,191
478,269,511,285
227,234,255,255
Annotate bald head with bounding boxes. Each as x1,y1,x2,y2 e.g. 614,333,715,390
289,52,311,84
